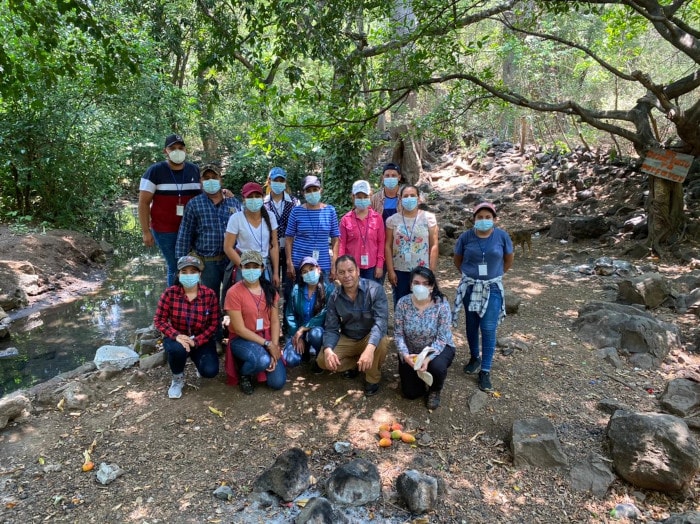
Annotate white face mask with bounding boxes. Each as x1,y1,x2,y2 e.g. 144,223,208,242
168,149,186,164
412,284,431,301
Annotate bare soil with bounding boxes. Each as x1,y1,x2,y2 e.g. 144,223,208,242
1,154,699,523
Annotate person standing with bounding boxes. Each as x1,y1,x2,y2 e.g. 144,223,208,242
394,267,455,410
339,180,385,283
385,185,439,307
370,163,403,222
318,255,390,397
264,167,300,298
139,134,200,287
453,202,514,393
153,256,220,399
285,175,340,282
175,164,241,297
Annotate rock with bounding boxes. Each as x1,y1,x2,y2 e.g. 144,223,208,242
62,382,92,410
569,453,615,497
326,459,381,506
0,287,29,311
606,411,700,492
294,497,350,524
613,503,641,520
213,485,234,501
333,442,352,454
504,290,521,314
438,238,455,257
617,273,673,308
0,394,31,429
134,337,159,355
597,398,629,415
550,215,609,240
659,379,700,418
396,470,438,514
468,390,489,414
253,448,310,502
498,337,529,353
92,364,123,381
594,257,615,276
663,511,700,524
95,463,125,485
511,417,569,468
93,345,139,370
139,351,165,370
0,347,19,358
594,347,624,369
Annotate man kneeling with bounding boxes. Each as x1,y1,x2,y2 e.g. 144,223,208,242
317,255,390,396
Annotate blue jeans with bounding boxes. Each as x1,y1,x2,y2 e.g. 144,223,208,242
391,270,412,308
200,258,228,298
359,267,382,285
152,230,178,287
282,326,324,367
163,337,219,377
464,286,503,373
230,338,286,390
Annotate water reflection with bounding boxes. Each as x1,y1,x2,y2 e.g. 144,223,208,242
0,256,166,396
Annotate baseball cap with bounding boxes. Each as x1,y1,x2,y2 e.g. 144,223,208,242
473,202,497,217
200,164,222,177
240,250,264,267
302,175,321,190
241,182,264,197
382,163,401,174
177,255,203,271
300,256,320,269
352,180,371,195
164,134,185,148
269,167,287,180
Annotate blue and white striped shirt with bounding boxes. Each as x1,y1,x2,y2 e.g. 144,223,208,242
285,205,340,272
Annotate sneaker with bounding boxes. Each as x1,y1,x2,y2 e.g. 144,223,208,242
426,391,441,410
364,382,380,397
342,369,360,379
463,356,481,374
239,375,255,395
478,371,494,393
310,360,324,375
168,373,185,399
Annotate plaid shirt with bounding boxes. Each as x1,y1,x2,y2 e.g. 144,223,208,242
175,193,241,258
154,284,220,347
451,275,505,327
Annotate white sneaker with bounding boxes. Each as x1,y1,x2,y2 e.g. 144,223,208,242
168,373,185,399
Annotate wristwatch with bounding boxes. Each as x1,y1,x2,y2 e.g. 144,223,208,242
264,340,270,348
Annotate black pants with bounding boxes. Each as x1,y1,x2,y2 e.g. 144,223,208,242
398,345,455,399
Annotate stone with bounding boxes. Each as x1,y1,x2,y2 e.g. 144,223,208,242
253,448,310,502
438,238,455,257
498,337,529,353
596,398,629,415
213,485,234,501
511,417,569,468
504,290,521,314
0,347,19,358
468,390,489,414
396,470,438,514
93,345,139,370
139,351,166,370
569,453,615,497
0,394,31,429
135,337,159,356
617,273,673,308
62,382,92,410
659,379,700,418
613,503,641,520
606,410,700,492
663,511,700,524
549,215,609,240
95,463,125,485
326,459,381,506
594,347,624,369
294,497,350,524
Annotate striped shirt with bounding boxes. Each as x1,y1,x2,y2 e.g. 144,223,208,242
154,284,220,347
140,161,201,233
285,205,340,272
175,193,241,258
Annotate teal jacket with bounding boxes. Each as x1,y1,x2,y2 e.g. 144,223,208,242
285,279,335,335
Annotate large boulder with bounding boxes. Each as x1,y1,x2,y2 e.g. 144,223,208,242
617,273,674,308
550,215,610,240
659,379,700,418
93,345,139,370
325,459,381,506
253,447,310,502
396,470,438,514
0,393,31,429
511,417,569,469
606,411,700,492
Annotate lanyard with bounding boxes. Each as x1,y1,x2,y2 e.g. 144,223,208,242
269,197,284,222
353,211,369,249
305,207,321,249
179,293,197,335
474,230,492,262
245,213,264,251
168,166,184,203
400,212,419,243
246,286,264,318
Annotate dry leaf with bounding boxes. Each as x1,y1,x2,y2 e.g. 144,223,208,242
56,398,65,412
208,406,224,418
492,391,501,398
38,457,45,465
255,413,271,423
333,393,349,406
296,498,309,508
470,430,485,442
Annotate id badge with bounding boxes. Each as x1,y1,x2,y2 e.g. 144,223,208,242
176,204,184,216
312,250,320,260
403,252,412,263
360,254,369,266
256,318,264,331
478,263,488,276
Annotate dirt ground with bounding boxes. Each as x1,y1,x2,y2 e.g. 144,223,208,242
0,154,699,523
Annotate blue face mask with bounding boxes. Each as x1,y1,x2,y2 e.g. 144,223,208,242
179,273,200,288
202,179,221,194
245,198,264,212
305,191,321,205
401,196,418,211
241,268,262,283
474,219,494,231
302,269,320,285
354,198,371,210
384,177,399,189
270,181,286,195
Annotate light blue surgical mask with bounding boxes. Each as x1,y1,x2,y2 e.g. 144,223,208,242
245,198,264,212
241,268,262,283
179,273,200,288
302,269,320,285
202,179,221,194
270,181,286,195
354,198,371,210
305,191,321,205
383,178,399,189
401,196,418,211
474,219,494,232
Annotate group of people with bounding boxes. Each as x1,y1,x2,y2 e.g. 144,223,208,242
146,134,514,407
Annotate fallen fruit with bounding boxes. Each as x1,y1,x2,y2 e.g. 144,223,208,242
378,430,391,440
378,423,391,432
390,422,403,431
378,438,392,447
401,433,416,444
391,429,403,440
81,461,94,472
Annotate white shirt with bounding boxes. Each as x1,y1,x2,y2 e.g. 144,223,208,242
226,211,278,258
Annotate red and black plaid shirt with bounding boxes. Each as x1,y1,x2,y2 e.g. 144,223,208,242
154,284,220,347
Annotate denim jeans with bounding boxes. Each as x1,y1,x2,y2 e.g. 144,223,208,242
200,258,228,298
151,230,179,287
464,285,503,373
230,338,286,390
163,337,219,377
282,326,324,367
359,267,382,285
391,270,412,308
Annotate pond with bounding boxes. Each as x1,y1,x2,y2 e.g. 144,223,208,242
0,255,167,396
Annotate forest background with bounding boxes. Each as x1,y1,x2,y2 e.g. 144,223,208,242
1,0,698,247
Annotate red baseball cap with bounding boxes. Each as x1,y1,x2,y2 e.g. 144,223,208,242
241,182,264,197
472,202,497,217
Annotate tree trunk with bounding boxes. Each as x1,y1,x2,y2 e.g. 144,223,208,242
647,176,685,253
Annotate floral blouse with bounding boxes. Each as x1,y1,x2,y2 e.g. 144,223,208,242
394,295,454,358
386,210,437,272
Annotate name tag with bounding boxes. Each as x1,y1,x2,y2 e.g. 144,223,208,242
312,250,320,260
360,254,369,266
176,204,184,216
478,263,488,276
256,318,264,331
403,252,412,263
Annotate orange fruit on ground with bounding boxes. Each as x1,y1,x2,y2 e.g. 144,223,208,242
401,433,416,444
390,422,403,431
378,423,391,432
378,438,392,447
82,461,94,472
390,429,403,440
378,430,391,440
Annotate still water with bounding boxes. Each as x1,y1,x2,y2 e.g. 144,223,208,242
0,256,167,396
